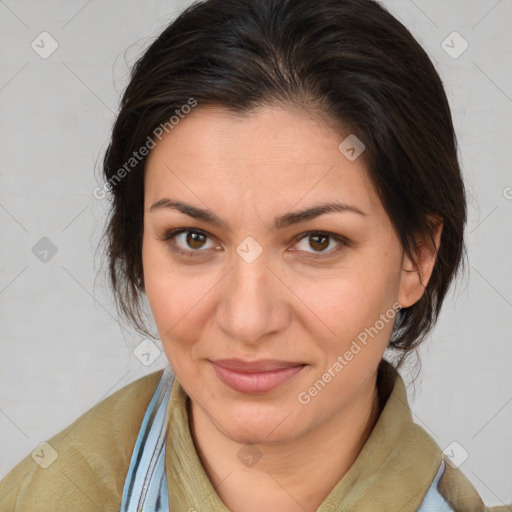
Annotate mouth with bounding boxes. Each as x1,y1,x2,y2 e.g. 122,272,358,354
209,359,306,394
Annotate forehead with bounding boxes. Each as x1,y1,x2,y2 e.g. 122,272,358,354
144,105,380,216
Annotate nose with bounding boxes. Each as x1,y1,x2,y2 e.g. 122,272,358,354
215,246,290,345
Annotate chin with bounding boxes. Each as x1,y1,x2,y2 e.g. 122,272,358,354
215,407,303,446
224,426,296,446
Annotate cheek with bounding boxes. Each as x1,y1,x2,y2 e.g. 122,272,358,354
142,237,187,338
142,240,168,323
300,266,395,328
294,270,399,408
293,258,400,365
142,237,213,364
142,259,195,377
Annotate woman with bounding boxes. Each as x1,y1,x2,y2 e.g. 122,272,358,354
0,0,508,510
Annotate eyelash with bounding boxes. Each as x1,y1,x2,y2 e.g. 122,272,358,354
161,228,350,259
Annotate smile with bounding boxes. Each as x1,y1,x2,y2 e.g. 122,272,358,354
210,360,306,394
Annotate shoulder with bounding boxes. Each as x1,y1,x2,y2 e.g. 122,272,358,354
0,370,163,512
417,458,512,512
436,460,512,512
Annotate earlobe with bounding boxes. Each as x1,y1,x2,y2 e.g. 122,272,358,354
398,252,425,308
398,217,443,308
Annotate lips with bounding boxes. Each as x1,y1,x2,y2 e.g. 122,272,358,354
210,359,305,394
212,358,304,372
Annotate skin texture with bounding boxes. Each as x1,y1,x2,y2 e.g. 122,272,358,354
142,105,442,511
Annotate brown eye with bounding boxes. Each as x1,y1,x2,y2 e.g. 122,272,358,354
293,231,349,257
163,228,218,257
186,231,207,249
308,234,330,252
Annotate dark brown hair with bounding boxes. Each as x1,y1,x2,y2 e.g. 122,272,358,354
100,0,467,367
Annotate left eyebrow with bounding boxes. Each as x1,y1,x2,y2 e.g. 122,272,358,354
149,198,367,230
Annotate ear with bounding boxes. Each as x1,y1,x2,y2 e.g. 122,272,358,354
398,216,443,309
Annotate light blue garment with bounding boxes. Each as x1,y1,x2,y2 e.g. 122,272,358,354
417,460,455,511
120,370,453,511
120,368,174,512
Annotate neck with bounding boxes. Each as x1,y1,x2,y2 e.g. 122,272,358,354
188,375,382,512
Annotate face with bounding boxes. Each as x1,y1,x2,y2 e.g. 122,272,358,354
142,104,428,445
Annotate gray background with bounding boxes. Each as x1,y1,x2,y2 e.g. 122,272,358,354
0,0,511,507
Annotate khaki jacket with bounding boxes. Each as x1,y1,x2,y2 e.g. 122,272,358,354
0,362,510,511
